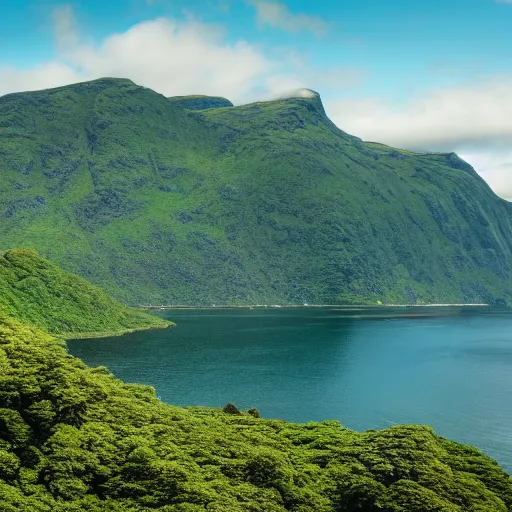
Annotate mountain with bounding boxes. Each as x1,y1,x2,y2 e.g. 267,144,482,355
1,77,511,306
0,316,510,511
0,249,171,337
168,94,234,110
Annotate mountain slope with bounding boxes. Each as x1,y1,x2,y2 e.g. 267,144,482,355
0,78,511,305
0,249,170,337
168,94,234,110
0,316,510,511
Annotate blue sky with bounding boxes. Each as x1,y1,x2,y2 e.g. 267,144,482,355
3,0,511,97
1,0,512,197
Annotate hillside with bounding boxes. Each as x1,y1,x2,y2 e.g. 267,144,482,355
168,95,234,110
0,78,511,305
0,316,510,511
0,249,170,337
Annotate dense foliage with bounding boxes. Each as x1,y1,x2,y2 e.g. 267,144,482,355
0,78,511,305
0,249,170,337
0,317,510,511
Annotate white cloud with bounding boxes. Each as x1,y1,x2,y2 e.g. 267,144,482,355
0,62,81,96
66,18,274,102
247,0,327,36
0,11,276,103
0,5,357,104
325,77,512,200
327,76,512,151
51,4,80,51
261,65,366,103
270,87,318,100
458,151,512,201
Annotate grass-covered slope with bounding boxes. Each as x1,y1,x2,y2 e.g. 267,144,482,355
1,78,512,305
0,317,510,511
0,249,170,337
168,95,234,110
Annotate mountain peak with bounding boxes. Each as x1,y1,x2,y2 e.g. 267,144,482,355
63,77,138,94
274,88,325,114
0,77,139,101
80,77,136,86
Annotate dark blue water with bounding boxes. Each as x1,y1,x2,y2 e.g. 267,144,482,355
67,307,512,472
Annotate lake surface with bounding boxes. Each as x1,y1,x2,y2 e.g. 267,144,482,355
68,307,512,472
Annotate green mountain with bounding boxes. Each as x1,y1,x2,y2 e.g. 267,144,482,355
0,249,170,338
1,77,511,306
0,316,510,511
167,95,234,110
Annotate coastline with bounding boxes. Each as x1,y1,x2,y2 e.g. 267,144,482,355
138,303,490,310
62,321,175,340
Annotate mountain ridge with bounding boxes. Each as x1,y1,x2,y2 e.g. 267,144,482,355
0,78,511,306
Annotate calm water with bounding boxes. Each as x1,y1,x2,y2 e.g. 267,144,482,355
68,307,512,472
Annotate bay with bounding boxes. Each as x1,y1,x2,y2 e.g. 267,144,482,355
67,307,512,472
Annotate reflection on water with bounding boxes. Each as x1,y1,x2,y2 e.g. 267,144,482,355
68,307,512,472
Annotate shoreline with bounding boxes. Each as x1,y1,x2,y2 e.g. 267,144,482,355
138,303,490,310
62,322,174,341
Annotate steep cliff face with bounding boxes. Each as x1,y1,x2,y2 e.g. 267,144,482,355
0,78,511,305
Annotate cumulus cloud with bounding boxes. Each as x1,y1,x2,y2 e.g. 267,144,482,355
458,151,512,201
247,0,327,36
327,76,512,151
0,62,81,96
0,10,276,103
0,5,359,104
67,18,274,102
325,76,512,199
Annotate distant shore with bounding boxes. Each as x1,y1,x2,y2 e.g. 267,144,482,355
138,303,490,310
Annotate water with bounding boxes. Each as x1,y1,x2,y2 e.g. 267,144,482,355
67,307,512,472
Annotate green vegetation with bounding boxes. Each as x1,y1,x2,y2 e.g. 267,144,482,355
0,77,511,306
0,316,510,511
167,95,234,110
0,249,171,337
0,78,510,509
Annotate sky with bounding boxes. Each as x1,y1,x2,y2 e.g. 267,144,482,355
1,0,511,199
